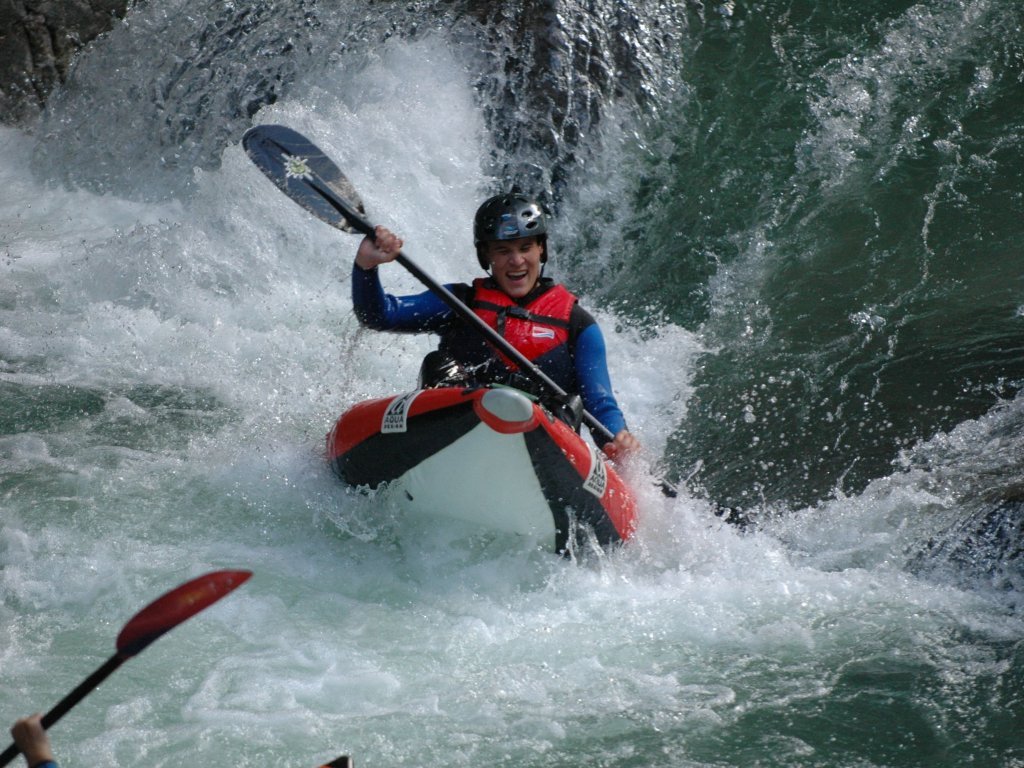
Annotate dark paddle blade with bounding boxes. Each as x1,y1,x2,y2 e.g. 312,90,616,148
116,569,253,656
320,757,354,768
242,124,371,236
0,570,252,768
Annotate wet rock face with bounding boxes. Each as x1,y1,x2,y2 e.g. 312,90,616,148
462,0,687,205
910,496,1024,593
0,0,129,125
2,0,689,209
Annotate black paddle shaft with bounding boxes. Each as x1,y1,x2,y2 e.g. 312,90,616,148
0,653,127,767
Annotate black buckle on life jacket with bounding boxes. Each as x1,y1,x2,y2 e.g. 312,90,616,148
557,394,584,432
496,305,534,337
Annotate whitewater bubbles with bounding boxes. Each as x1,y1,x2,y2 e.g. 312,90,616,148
743,403,756,424
797,2,996,187
850,307,886,335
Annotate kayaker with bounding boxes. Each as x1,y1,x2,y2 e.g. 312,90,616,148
352,192,640,459
9,714,57,768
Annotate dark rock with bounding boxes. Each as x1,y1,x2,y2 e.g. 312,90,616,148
909,494,1024,593
0,0,130,126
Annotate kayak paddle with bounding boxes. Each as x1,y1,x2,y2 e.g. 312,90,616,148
241,124,616,445
0,569,252,767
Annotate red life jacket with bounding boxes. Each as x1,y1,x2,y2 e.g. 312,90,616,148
469,278,578,370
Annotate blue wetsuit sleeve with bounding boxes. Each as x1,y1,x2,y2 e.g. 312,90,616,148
351,264,455,332
574,323,628,441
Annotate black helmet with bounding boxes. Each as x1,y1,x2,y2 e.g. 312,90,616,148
473,193,547,270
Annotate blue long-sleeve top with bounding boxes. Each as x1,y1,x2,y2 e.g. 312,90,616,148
351,264,628,440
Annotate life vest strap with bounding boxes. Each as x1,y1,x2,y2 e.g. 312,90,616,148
472,299,573,332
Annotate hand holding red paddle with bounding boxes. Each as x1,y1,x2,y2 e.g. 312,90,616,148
1,569,252,767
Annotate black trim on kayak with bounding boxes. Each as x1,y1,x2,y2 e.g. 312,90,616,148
332,402,480,487
524,429,621,553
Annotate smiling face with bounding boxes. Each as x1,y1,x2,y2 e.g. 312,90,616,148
484,236,545,299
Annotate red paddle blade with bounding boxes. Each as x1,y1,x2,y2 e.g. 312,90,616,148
116,569,252,656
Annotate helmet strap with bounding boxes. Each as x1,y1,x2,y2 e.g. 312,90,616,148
476,244,491,272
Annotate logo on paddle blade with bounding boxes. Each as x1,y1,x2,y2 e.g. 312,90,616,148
283,154,313,181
